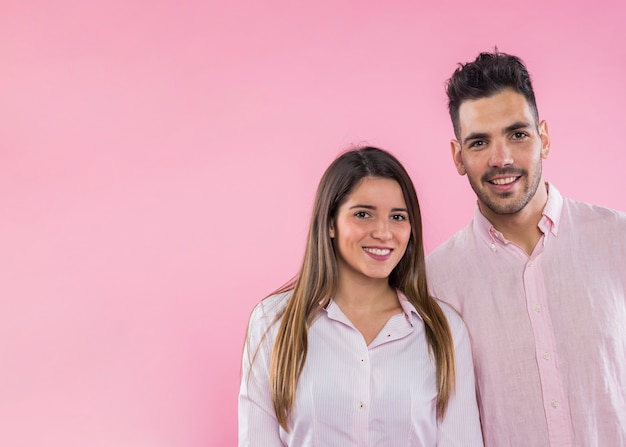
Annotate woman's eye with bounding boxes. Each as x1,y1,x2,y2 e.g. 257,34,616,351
392,214,408,221
354,211,370,218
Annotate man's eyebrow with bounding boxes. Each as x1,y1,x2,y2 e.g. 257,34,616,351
504,121,532,133
462,121,533,146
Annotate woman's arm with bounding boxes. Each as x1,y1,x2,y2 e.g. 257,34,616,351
437,307,484,447
238,301,285,447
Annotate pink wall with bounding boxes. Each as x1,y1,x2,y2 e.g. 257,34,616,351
2,1,625,445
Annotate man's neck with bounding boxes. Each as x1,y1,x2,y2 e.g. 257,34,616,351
481,182,549,256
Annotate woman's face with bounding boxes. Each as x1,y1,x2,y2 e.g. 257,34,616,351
330,177,411,285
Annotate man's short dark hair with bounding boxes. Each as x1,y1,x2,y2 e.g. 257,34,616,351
446,49,539,139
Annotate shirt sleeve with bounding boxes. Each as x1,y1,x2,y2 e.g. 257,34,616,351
437,307,484,447
238,301,285,447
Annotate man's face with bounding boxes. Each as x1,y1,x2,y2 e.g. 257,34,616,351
450,88,550,218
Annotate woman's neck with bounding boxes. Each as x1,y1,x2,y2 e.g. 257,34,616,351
333,278,397,312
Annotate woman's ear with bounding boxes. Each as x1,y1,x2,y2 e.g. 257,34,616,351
329,221,335,238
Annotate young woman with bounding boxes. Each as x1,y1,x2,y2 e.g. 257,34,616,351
239,147,483,446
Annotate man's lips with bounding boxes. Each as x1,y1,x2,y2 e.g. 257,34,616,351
482,169,526,185
489,176,519,185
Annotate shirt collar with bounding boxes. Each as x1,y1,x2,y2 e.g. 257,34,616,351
473,181,563,249
540,182,563,236
396,291,421,327
321,290,421,327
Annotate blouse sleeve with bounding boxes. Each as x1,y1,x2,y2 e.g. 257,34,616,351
437,305,484,447
238,300,285,447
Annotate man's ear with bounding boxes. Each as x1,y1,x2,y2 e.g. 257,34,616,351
451,139,466,175
538,120,551,159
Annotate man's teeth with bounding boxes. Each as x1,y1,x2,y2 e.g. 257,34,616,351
491,177,517,185
364,248,391,255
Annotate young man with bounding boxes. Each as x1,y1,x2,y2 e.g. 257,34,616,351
426,50,626,447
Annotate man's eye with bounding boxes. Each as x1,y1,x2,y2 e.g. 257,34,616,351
469,140,486,148
512,132,528,139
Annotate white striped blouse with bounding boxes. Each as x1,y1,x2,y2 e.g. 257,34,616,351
238,290,483,446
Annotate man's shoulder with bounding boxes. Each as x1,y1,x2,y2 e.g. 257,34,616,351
427,222,476,266
562,196,626,229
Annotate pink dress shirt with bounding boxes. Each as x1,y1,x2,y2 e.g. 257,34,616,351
426,183,626,447
239,290,484,446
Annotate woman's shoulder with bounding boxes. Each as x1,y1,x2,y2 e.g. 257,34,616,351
245,290,292,346
397,291,466,338
435,299,466,337
249,290,291,324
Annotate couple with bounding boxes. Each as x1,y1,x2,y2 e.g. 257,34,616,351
238,50,626,446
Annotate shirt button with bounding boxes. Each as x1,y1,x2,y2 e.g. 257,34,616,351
359,402,365,409
551,399,558,408
543,352,551,360
527,261,533,267
533,304,541,313
360,358,366,363
490,243,496,251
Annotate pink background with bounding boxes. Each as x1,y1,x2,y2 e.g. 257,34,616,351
2,1,625,445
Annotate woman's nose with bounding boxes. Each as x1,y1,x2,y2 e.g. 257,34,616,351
372,219,392,240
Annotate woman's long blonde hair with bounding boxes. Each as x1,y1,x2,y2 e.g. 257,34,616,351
258,147,455,431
